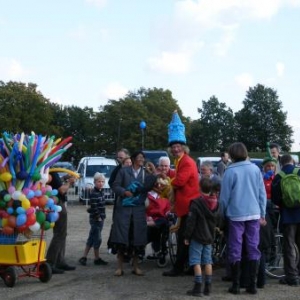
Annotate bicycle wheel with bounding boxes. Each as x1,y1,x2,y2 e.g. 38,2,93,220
265,234,299,279
168,231,178,266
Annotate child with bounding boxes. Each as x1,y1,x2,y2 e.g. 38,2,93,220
146,177,171,259
79,172,108,266
184,177,220,297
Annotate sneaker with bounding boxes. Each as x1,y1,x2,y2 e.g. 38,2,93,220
79,257,87,266
94,258,108,265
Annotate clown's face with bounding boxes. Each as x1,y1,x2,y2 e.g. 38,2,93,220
170,143,184,158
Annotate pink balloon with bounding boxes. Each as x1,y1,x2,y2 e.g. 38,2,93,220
26,207,35,215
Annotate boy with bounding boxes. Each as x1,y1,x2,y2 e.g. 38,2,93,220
184,177,220,297
79,172,108,266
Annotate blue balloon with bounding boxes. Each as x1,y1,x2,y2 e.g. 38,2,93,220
16,207,26,215
139,121,146,129
7,207,14,215
51,189,58,196
34,190,42,197
16,214,27,226
26,190,35,199
47,212,59,223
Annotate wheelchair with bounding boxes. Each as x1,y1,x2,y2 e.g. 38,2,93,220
146,213,178,268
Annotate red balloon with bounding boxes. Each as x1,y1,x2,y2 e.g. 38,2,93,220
39,196,48,208
7,215,16,228
3,226,14,235
30,197,39,207
26,213,36,226
17,224,28,232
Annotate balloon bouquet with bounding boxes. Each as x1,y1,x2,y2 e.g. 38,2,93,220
0,132,79,240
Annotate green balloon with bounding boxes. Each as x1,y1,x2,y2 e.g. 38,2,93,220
36,211,46,224
0,200,6,209
43,221,51,230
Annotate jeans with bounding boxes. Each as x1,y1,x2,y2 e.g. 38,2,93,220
86,220,104,249
189,240,212,266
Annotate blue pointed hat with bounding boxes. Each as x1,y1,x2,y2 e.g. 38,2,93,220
168,110,186,146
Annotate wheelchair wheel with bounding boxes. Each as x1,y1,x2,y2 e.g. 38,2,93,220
168,231,178,266
156,253,168,268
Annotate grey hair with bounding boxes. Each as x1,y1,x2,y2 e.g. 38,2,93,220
93,172,106,182
200,160,214,171
158,156,171,166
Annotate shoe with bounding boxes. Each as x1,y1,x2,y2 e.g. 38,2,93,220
146,253,159,260
162,269,183,277
222,275,232,282
57,264,76,271
114,269,124,276
132,269,144,276
51,267,65,274
79,257,87,266
279,277,300,286
94,258,108,265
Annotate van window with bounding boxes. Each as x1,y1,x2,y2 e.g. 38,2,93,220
143,150,169,166
86,165,116,177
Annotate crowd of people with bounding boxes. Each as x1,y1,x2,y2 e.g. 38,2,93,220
45,111,300,297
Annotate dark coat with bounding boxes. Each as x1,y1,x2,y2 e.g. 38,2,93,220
111,166,156,246
184,197,220,245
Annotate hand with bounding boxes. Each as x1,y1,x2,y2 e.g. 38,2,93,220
124,191,133,197
184,239,189,246
169,224,180,233
260,217,267,226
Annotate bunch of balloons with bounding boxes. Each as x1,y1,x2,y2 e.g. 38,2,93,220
0,132,78,237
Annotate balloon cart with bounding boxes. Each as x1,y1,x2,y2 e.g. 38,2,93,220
0,228,51,287
0,132,80,287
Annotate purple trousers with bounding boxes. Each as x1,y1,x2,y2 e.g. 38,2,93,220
227,219,261,264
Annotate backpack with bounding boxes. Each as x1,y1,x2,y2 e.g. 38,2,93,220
278,168,300,208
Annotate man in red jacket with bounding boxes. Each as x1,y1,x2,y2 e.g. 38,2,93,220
163,111,200,277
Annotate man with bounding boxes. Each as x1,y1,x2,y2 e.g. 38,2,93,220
200,160,222,192
108,148,130,188
217,152,229,178
46,172,77,274
271,154,300,286
270,143,282,173
163,111,200,277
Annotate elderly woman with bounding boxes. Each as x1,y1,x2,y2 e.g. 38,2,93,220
158,156,176,178
111,151,156,276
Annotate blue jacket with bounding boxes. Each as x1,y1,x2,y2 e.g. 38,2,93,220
219,160,266,220
271,164,300,224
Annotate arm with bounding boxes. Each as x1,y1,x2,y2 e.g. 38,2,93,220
171,158,194,188
271,174,282,206
184,202,197,241
258,173,267,218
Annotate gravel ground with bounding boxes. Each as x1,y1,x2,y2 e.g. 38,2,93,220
1,202,300,300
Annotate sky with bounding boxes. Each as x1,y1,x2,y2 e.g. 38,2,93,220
1,0,300,150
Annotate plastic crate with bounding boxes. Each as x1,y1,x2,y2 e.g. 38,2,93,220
0,239,46,265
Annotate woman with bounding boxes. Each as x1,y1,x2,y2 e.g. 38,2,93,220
219,142,266,295
111,151,156,276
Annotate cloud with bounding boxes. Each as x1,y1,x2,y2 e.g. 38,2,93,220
103,82,128,100
147,51,191,74
0,58,26,80
213,25,238,56
85,0,107,8
235,72,254,90
276,62,285,77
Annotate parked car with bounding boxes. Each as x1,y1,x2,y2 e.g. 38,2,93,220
52,161,75,181
76,156,117,204
249,158,263,172
143,150,170,167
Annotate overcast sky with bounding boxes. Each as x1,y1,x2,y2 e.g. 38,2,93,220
1,0,300,150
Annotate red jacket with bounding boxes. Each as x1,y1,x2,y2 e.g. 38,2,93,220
172,153,200,217
146,191,170,221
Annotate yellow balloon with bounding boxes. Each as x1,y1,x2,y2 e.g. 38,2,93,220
2,218,8,227
19,194,27,202
50,222,55,228
21,199,31,210
49,168,80,179
0,172,12,182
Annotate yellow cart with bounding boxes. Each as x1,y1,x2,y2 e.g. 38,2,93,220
0,230,52,287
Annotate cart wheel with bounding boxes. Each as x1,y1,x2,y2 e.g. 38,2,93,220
3,267,17,288
39,263,52,283
156,255,168,268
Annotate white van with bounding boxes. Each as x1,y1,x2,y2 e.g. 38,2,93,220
76,156,117,204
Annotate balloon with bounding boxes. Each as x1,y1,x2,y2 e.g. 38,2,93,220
0,172,12,182
17,224,28,232
50,222,55,228
16,214,27,227
26,213,36,226
26,190,35,199
21,199,31,210
51,189,58,196
49,168,80,179
30,197,39,207
12,191,22,200
7,215,16,228
47,212,59,223
26,207,35,215
2,226,14,235
16,207,26,214
0,200,6,209
2,218,8,227
4,194,11,202
34,190,42,197
56,205,62,212
29,222,40,232
19,194,27,202
39,195,48,208
36,211,46,224
42,221,51,230
7,207,14,215
47,198,54,207
8,186,15,194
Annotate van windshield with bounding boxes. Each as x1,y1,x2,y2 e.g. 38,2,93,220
86,165,116,177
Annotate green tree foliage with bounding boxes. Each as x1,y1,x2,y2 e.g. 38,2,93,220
191,96,236,152
235,84,293,151
0,81,55,134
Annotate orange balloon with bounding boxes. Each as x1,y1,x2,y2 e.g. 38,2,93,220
3,226,14,235
39,195,48,208
30,197,39,207
7,215,16,228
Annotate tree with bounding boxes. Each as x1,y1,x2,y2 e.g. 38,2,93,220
0,81,55,134
191,96,236,152
235,84,293,151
